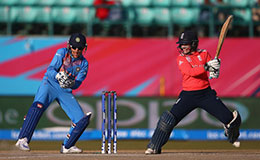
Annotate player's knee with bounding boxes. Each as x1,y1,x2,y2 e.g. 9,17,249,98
72,112,92,131
158,111,177,132
26,102,45,117
31,101,45,110
71,111,85,124
24,102,45,121
23,102,43,120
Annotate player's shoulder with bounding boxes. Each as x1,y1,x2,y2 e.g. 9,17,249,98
177,54,183,60
176,54,186,65
177,53,187,60
55,48,68,57
197,49,209,55
194,49,209,58
81,56,89,66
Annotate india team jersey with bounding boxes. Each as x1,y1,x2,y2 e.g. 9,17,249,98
44,48,89,90
177,49,211,91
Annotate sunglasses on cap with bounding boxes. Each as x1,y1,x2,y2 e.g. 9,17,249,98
70,45,84,50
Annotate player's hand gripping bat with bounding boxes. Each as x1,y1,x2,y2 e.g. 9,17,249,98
209,15,233,79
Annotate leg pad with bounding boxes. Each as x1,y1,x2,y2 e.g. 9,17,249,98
64,112,92,149
18,102,45,143
147,111,177,152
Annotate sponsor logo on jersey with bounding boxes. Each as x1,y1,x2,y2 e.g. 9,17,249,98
192,64,204,68
192,64,198,68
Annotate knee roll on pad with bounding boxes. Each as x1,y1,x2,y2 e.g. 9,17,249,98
18,102,45,143
224,110,241,143
64,112,92,149
148,111,177,152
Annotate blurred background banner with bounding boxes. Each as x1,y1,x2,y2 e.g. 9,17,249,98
0,37,259,97
1,129,260,140
0,96,259,140
0,96,259,129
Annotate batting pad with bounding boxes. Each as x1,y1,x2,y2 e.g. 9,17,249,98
147,111,177,152
225,110,241,143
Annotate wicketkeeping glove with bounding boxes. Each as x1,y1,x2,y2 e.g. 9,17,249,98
204,58,221,72
63,79,75,88
56,71,68,83
55,72,75,88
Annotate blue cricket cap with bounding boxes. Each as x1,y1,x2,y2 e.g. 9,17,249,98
69,33,87,49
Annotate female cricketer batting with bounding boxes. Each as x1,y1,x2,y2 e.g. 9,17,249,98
145,30,241,154
15,33,92,154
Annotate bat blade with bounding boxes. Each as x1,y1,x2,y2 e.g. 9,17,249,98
215,15,233,58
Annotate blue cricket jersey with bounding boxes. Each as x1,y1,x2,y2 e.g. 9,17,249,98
19,47,89,145
44,48,88,91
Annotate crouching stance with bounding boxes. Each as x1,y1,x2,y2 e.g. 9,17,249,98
145,30,241,154
16,33,91,153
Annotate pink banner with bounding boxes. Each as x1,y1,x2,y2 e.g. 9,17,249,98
0,37,259,97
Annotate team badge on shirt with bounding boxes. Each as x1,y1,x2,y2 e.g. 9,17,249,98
76,67,81,72
186,57,192,62
197,55,202,61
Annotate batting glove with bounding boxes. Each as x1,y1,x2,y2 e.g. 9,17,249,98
205,58,221,72
209,70,220,79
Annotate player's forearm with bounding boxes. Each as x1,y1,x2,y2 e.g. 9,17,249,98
46,66,58,79
71,67,88,89
46,52,63,79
